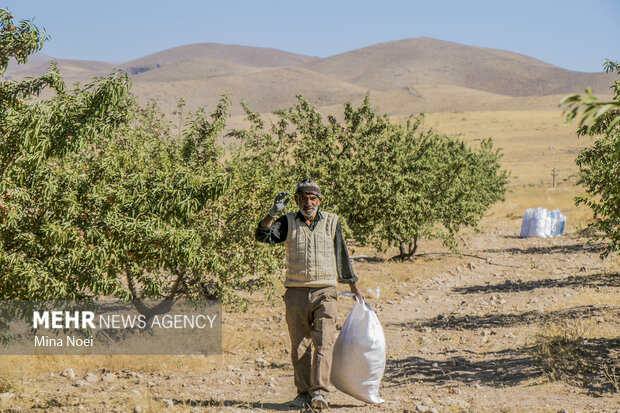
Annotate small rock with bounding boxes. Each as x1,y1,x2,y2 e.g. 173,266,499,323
255,357,269,368
73,380,88,388
103,373,116,382
133,406,142,413
0,393,15,402
84,373,98,383
467,262,476,270
147,381,155,387
163,399,174,408
131,389,141,396
416,405,430,413
60,368,76,379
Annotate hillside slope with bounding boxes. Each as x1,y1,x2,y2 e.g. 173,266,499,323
131,66,372,115
3,53,116,85
3,38,614,115
122,42,319,75
303,37,614,96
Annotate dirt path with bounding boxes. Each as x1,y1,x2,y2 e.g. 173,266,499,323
371,228,620,413
1,224,619,412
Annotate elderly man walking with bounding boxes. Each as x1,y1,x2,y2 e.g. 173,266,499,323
256,178,363,410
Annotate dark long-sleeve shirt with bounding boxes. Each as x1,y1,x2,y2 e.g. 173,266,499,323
255,211,358,284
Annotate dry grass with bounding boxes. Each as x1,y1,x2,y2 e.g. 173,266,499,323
425,110,587,186
532,320,620,395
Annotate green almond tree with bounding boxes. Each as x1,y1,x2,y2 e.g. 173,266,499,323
232,94,508,259
0,9,47,76
0,9,282,311
561,60,620,258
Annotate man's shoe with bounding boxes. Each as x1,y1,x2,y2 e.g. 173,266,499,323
287,392,310,408
310,394,328,410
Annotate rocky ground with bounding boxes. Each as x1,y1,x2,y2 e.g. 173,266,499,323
1,222,619,412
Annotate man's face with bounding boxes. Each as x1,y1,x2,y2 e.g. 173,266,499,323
295,193,321,219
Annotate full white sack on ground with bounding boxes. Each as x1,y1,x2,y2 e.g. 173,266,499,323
520,207,566,238
550,209,566,236
519,208,535,237
331,299,385,404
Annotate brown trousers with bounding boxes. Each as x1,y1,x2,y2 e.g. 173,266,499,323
283,286,338,397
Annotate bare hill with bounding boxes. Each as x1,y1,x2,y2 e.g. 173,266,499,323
131,66,371,116
122,43,319,75
130,57,265,82
3,53,116,85
303,37,614,97
3,38,615,117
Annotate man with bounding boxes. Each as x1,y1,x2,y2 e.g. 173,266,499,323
256,178,363,410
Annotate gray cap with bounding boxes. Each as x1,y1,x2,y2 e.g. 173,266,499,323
295,178,322,198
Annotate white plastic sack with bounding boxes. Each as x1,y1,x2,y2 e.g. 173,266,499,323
532,207,551,238
550,209,566,236
520,207,566,238
519,208,534,238
331,298,385,404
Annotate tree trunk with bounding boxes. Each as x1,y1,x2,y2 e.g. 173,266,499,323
397,237,419,260
399,241,408,260
127,271,184,327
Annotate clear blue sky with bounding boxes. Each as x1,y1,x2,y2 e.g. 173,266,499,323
3,0,619,72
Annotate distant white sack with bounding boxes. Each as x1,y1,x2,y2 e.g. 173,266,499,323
520,207,566,238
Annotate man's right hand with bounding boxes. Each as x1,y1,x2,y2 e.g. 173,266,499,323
269,191,290,217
